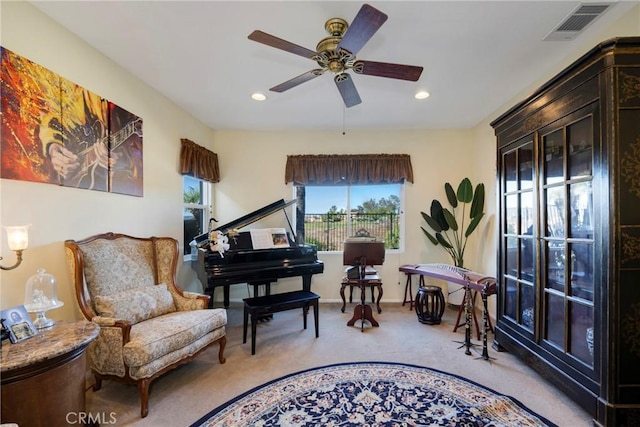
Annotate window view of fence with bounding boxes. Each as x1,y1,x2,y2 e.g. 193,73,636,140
304,212,399,251
183,176,210,255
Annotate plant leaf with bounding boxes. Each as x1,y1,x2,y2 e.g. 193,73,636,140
442,208,458,231
457,178,473,203
436,232,453,249
421,212,442,233
430,200,449,230
421,227,439,245
465,213,485,237
445,183,457,208
470,183,485,218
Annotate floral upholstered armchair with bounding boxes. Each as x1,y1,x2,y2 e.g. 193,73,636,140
64,232,227,418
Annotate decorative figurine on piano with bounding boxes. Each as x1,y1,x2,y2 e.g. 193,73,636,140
209,230,230,258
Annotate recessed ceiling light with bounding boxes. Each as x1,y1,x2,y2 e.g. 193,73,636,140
251,92,267,101
415,91,430,100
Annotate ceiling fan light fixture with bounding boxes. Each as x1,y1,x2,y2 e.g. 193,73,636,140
415,91,430,100
251,92,267,101
248,4,421,108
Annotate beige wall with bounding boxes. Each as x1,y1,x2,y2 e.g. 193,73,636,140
1,1,638,322
210,129,481,304
0,1,216,320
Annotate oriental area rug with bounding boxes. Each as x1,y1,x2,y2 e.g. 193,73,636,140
191,361,556,427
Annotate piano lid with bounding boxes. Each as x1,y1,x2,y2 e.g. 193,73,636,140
213,199,297,235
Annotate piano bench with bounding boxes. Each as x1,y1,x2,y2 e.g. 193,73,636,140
243,290,320,355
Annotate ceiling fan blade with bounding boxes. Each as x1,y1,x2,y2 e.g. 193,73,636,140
353,60,423,81
248,30,317,59
270,69,325,93
337,4,388,56
334,73,362,108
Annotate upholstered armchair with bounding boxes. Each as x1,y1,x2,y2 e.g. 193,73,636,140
65,232,227,418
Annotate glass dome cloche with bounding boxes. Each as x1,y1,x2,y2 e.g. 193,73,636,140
24,268,64,329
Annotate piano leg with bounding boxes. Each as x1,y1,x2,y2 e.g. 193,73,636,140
205,286,228,309
250,282,272,298
302,274,313,292
223,285,230,308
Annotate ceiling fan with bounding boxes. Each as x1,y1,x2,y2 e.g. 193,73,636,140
248,3,423,108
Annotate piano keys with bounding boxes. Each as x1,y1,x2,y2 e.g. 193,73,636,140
195,199,324,308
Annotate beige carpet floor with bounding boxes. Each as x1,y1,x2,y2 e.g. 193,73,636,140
86,301,592,426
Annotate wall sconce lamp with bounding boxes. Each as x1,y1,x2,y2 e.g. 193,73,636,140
0,225,29,271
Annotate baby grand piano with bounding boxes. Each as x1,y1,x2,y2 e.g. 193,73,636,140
195,199,324,308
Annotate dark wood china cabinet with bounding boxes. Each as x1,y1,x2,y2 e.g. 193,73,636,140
491,37,640,426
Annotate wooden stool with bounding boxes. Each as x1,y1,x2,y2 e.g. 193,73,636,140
415,285,445,325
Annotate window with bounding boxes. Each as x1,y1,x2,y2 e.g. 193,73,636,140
299,184,403,251
183,176,211,256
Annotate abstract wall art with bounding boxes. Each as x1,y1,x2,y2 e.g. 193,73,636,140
1,46,143,196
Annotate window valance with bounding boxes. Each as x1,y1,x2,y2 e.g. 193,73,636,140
285,154,414,185
180,138,220,183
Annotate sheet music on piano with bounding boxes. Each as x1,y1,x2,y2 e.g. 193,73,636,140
249,228,290,250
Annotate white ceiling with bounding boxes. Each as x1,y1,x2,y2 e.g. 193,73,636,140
30,1,638,131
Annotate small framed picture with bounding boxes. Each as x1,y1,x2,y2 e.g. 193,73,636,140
0,305,38,343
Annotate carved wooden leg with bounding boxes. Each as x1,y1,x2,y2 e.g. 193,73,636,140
139,378,150,418
218,335,227,364
93,373,102,391
375,283,383,314
340,283,347,313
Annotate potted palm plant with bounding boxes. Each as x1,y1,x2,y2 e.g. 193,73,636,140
420,178,485,303
421,178,485,268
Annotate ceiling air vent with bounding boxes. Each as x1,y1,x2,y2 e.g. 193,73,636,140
544,3,613,41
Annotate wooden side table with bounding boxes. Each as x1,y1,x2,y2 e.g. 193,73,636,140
1,319,99,427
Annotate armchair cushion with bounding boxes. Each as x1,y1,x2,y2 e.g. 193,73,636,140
94,283,176,324
123,309,227,369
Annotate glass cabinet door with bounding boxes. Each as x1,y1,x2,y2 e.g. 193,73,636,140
500,139,536,332
500,106,596,370
540,113,595,368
